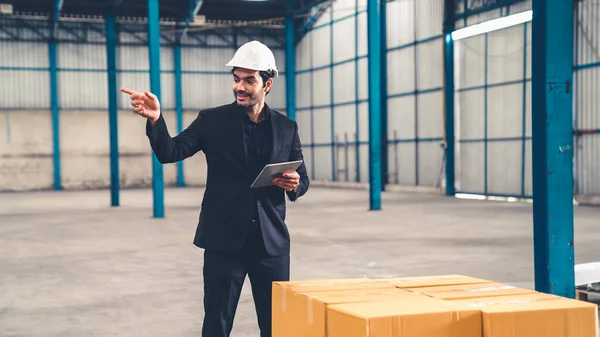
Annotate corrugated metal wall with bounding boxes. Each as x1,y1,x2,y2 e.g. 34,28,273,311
0,29,285,113
575,0,600,196
454,1,533,198
296,0,446,187
296,0,365,182
385,0,445,187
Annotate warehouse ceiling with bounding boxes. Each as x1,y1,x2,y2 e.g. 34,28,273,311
4,0,322,24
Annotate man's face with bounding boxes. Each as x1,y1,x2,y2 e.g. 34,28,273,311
232,68,271,108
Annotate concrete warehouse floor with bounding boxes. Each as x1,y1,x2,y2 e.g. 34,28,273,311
1,186,599,337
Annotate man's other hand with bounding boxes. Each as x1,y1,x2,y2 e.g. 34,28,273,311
273,171,300,192
120,87,161,124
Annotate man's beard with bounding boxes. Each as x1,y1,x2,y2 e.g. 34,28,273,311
234,91,254,107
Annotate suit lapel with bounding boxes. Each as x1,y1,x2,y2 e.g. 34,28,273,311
268,107,283,164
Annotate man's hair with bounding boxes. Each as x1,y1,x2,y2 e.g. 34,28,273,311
231,67,275,95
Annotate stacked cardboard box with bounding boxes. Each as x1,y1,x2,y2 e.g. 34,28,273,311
272,274,599,337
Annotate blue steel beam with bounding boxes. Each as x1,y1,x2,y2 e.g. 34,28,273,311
443,0,456,196
105,12,120,207
367,0,382,210
51,0,64,39
177,0,204,42
49,39,61,190
285,0,297,121
174,44,185,187
148,0,165,218
531,0,575,298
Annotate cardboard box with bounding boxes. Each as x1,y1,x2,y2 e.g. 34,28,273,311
377,274,491,289
478,296,598,337
406,282,536,300
447,292,599,337
272,278,396,337
326,299,482,337
286,288,437,337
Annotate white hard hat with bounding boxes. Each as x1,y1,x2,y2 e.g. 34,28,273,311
226,40,278,77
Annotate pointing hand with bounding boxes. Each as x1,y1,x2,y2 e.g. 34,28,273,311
120,87,161,123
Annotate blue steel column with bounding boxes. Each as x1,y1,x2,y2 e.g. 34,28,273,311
531,0,575,298
174,43,185,187
105,12,120,206
148,0,165,218
367,0,382,210
285,0,296,121
380,0,388,191
443,0,456,196
49,39,61,191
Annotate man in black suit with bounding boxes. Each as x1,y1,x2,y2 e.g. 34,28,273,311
120,40,309,337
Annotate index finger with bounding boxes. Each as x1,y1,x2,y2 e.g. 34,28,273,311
119,87,136,95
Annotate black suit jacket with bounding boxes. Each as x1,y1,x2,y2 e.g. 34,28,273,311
146,102,310,256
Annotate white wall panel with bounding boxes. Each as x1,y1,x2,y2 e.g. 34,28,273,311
417,91,443,138
387,47,415,95
59,72,108,109
159,73,175,110
333,105,356,142
296,73,312,108
386,0,415,48
161,47,174,71
357,12,368,56
416,0,443,40
576,135,600,195
312,25,331,68
458,90,485,140
312,68,331,107
181,47,234,71
524,139,533,196
459,143,484,192
487,24,525,84
357,57,368,100
487,141,523,195
387,96,415,140
268,74,286,109
358,102,368,143
0,41,48,67
387,142,416,185
296,109,312,146
312,107,332,144
417,40,443,90
456,35,485,89
58,43,106,69
0,70,50,108
296,32,312,71
418,141,444,186
181,74,233,109
314,146,333,181
359,144,369,183
332,18,356,62
273,49,286,73
487,84,523,139
333,62,355,104
119,46,149,70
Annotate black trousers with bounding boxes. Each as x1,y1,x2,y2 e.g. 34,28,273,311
201,224,290,337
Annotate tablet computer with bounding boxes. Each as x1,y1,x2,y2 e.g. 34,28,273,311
250,160,303,188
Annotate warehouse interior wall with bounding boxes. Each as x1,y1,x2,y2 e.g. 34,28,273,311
574,0,600,197
295,0,446,191
0,24,286,191
1,0,600,203
453,0,533,199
